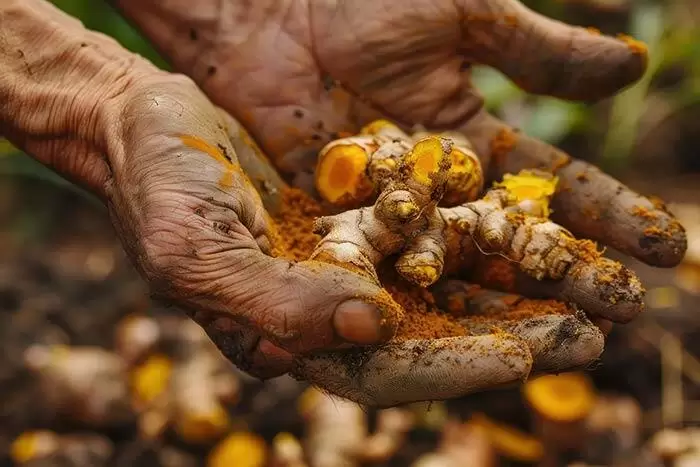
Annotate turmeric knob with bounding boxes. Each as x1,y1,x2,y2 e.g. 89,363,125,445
469,413,544,463
315,137,374,206
443,144,484,206
207,432,267,467
271,432,307,467
404,136,451,187
524,372,596,459
411,130,484,206
23,344,132,427
11,431,113,466
114,314,161,365
523,372,595,423
131,353,172,407
175,402,231,444
360,119,409,141
297,386,321,417
494,169,559,218
10,431,58,464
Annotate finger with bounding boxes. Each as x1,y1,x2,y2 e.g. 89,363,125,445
460,111,687,267
591,317,614,337
431,281,604,372
196,316,293,380
113,84,402,356
293,334,532,407
189,252,403,355
461,0,647,100
464,255,644,323
216,109,288,214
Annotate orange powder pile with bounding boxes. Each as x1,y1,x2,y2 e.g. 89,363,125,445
474,298,572,324
380,266,467,340
442,283,572,324
268,188,324,261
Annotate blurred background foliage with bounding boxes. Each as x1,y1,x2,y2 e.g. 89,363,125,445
2,0,700,185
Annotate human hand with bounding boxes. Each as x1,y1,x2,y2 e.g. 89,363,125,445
1,0,402,383
116,0,684,266
111,0,687,405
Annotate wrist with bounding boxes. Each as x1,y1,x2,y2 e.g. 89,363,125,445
0,0,156,172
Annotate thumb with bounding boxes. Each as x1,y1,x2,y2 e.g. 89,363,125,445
461,0,648,100
207,251,402,355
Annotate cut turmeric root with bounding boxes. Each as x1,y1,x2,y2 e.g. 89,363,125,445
309,120,644,320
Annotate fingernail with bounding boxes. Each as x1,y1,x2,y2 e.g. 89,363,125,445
333,300,384,344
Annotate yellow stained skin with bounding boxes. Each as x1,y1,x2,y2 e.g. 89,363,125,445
179,134,241,188
237,127,268,162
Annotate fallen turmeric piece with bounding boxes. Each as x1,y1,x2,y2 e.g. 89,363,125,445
411,420,496,467
469,413,544,463
524,372,596,462
128,317,241,444
171,320,238,444
524,373,596,424
114,313,162,365
23,345,133,427
207,431,267,467
299,386,415,466
10,430,113,466
270,432,308,467
299,387,366,467
360,407,416,463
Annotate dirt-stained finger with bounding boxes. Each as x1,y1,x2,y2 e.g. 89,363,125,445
431,281,604,372
293,334,532,407
195,316,293,380
462,0,647,101
459,111,687,267
461,254,644,323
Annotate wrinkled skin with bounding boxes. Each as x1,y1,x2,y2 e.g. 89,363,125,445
1,0,687,406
